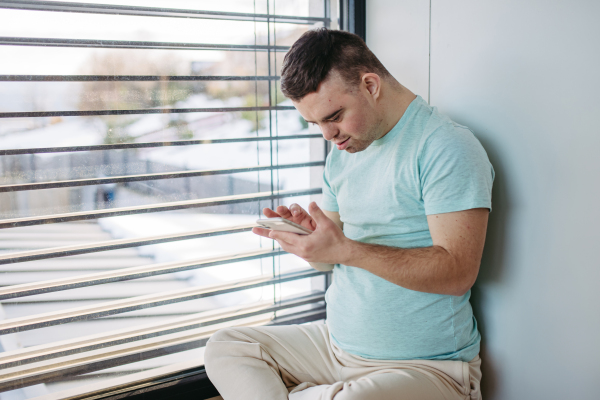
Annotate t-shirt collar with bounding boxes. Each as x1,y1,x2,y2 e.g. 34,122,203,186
369,94,423,147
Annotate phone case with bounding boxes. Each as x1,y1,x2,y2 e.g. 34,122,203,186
255,218,312,234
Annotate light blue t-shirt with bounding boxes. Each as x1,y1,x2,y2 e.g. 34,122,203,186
322,95,494,362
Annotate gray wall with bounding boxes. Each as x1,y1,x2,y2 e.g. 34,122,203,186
368,1,600,399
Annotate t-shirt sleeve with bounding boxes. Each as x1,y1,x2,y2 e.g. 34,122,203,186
419,125,494,215
321,156,339,212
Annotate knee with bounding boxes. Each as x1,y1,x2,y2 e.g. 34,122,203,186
205,328,237,368
207,327,239,344
205,326,255,363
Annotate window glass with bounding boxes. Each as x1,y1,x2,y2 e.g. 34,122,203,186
0,1,328,397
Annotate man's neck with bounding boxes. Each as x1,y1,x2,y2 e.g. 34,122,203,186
376,81,417,140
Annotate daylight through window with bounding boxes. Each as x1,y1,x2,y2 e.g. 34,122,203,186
0,1,333,398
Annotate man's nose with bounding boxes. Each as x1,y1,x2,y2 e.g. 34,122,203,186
320,123,339,141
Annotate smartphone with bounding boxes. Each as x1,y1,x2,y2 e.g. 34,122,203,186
256,218,312,235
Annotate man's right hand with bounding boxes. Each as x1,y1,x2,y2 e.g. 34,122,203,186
252,203,339,272
259,203,317,232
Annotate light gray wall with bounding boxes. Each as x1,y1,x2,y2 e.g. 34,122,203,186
367,0,429,100
368,1,600,399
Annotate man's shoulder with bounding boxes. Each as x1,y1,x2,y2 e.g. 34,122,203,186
393,97,472,152
418,104,469,137
417,109,482,159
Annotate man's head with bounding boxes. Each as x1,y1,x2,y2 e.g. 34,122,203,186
281,28,395,153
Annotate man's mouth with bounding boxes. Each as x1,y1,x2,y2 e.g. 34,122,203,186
336,137,350,150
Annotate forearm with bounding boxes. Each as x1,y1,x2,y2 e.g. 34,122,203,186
258,205,485,295
341,239,472,296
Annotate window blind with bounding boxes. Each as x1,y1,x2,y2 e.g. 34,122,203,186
0,1,333,397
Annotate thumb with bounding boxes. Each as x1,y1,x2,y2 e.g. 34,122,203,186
308,202,328,223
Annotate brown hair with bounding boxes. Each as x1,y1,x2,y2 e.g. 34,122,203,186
280,28,391,101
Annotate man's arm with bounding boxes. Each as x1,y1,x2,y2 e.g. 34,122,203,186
344,208,488,296
256,202,488,297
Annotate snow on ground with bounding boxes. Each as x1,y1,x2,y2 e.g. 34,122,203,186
134,96,314,191
125,94,243,139
0,117,105,153
2,93,320,302
99,211,313,307
100,212,260,264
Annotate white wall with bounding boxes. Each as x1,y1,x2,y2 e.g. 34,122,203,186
368,1,600,399
366,0,429,100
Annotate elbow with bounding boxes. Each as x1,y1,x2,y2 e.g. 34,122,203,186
447,257,479,297
448,279,472,296
452,268,479,297
451,285,471,297
435,247,475,296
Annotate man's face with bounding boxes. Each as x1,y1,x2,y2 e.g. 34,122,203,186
293,72,383,153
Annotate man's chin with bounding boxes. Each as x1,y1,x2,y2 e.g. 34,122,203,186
333,137,371,153
344,142,369,153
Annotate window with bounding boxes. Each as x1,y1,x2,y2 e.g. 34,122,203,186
0,1,336,398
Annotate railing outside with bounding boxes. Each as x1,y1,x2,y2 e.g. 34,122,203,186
0,1,333,398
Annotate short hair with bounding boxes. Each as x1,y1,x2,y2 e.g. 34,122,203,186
281,28,391,101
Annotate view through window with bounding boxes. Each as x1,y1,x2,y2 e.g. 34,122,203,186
0,1,332,398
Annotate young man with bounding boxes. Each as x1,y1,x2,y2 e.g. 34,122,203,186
205,28,494,400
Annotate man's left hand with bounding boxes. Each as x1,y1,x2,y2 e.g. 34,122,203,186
252,202,348,264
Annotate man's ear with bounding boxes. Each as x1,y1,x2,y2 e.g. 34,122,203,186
362,73,381,101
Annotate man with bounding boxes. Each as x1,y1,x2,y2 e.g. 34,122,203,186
205,28,494,400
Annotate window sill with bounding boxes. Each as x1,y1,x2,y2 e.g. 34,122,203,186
30,359,218,400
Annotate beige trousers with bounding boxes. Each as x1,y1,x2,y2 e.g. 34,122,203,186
204,322,482,400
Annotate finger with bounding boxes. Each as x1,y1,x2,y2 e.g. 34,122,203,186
294,203,317,230
269,230,302,246
252,227,273,238
289,203,317,230
262,208,280,218
275,205,293,219
273,238,292,254
308,202,329,223
289,203,308,217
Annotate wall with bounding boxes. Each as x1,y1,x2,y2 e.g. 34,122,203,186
368,1,600,399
